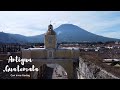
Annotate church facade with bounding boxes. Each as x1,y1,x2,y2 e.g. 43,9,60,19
22,24,80,79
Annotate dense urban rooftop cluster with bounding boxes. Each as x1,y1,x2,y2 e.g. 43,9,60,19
0,41,120,79
59,41,120,78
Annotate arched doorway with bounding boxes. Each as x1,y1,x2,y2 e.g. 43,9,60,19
36,64,68,79
31,59,73,79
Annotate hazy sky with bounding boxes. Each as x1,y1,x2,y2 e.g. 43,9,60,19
0,11,120,39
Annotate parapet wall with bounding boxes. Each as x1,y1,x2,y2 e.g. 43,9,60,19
77,57,119,79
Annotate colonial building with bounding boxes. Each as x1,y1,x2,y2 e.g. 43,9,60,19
22,24,80,79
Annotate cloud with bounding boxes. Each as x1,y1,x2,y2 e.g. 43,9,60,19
71,11,120,39
0,11,120,39
102,31,120,39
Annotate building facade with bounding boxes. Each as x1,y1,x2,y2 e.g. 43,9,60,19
22,24,80,79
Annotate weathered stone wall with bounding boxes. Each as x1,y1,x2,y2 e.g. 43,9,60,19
22,49,31,59
77,57,119,79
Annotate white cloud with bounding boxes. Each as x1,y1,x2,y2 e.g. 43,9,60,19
102,31,120,39
0,11,120,39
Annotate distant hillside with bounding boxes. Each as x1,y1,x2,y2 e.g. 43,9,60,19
0,24,119,43
0,32,27,43
32,24,119,43
54,24,119,43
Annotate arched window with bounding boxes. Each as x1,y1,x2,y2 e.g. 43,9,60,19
49,51,52,58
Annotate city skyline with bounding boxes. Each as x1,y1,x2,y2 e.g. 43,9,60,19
0,11,120,39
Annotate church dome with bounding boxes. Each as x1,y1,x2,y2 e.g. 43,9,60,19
46,24,56,35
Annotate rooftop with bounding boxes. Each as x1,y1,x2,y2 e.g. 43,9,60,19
27,48,45,50
79,51,120,78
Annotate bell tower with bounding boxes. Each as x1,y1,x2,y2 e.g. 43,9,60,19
44,24,57,49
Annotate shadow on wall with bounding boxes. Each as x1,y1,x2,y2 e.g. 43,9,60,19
31,63,68,79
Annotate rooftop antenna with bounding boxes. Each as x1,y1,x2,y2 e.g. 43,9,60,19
50,21,55,25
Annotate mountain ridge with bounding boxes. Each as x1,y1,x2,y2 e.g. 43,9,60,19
0,24,119,43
